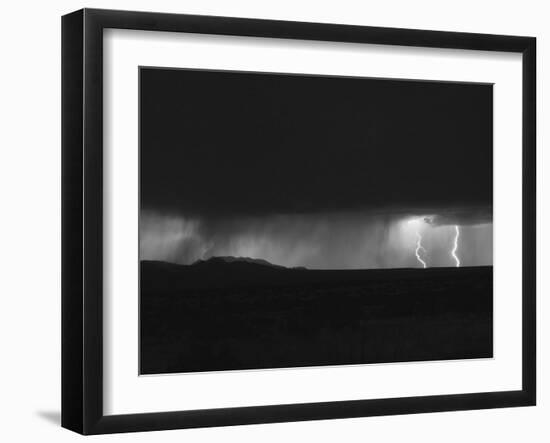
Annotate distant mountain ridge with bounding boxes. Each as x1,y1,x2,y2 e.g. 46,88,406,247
140,256,308,292
192,256,307,270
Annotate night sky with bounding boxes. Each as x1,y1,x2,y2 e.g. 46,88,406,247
139,67,493,269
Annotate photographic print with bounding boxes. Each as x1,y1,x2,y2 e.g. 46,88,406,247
139,67,493,375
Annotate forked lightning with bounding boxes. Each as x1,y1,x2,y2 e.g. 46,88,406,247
415,231,427,268
451,225,460,267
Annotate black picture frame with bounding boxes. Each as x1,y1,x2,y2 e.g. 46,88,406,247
62,8,536,435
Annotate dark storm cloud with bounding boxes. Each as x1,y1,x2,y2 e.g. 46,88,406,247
140,68,493,219
422,206,493,227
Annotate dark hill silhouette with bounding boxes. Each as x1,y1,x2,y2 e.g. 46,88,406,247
192,256,290,269
140,260,493,374
141,258,305,292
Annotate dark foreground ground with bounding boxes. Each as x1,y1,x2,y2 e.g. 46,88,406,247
140,260,493,374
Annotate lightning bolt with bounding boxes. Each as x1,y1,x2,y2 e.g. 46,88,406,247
451,225,460,267
415,231,427,268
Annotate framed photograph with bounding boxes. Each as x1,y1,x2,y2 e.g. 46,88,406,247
62,8,536,434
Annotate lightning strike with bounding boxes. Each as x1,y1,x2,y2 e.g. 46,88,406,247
451,225,460,267
415,231,427,269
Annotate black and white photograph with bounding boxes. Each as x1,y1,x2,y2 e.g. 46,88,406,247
139,67,494,375
52,5,538,437
0,0,545,438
